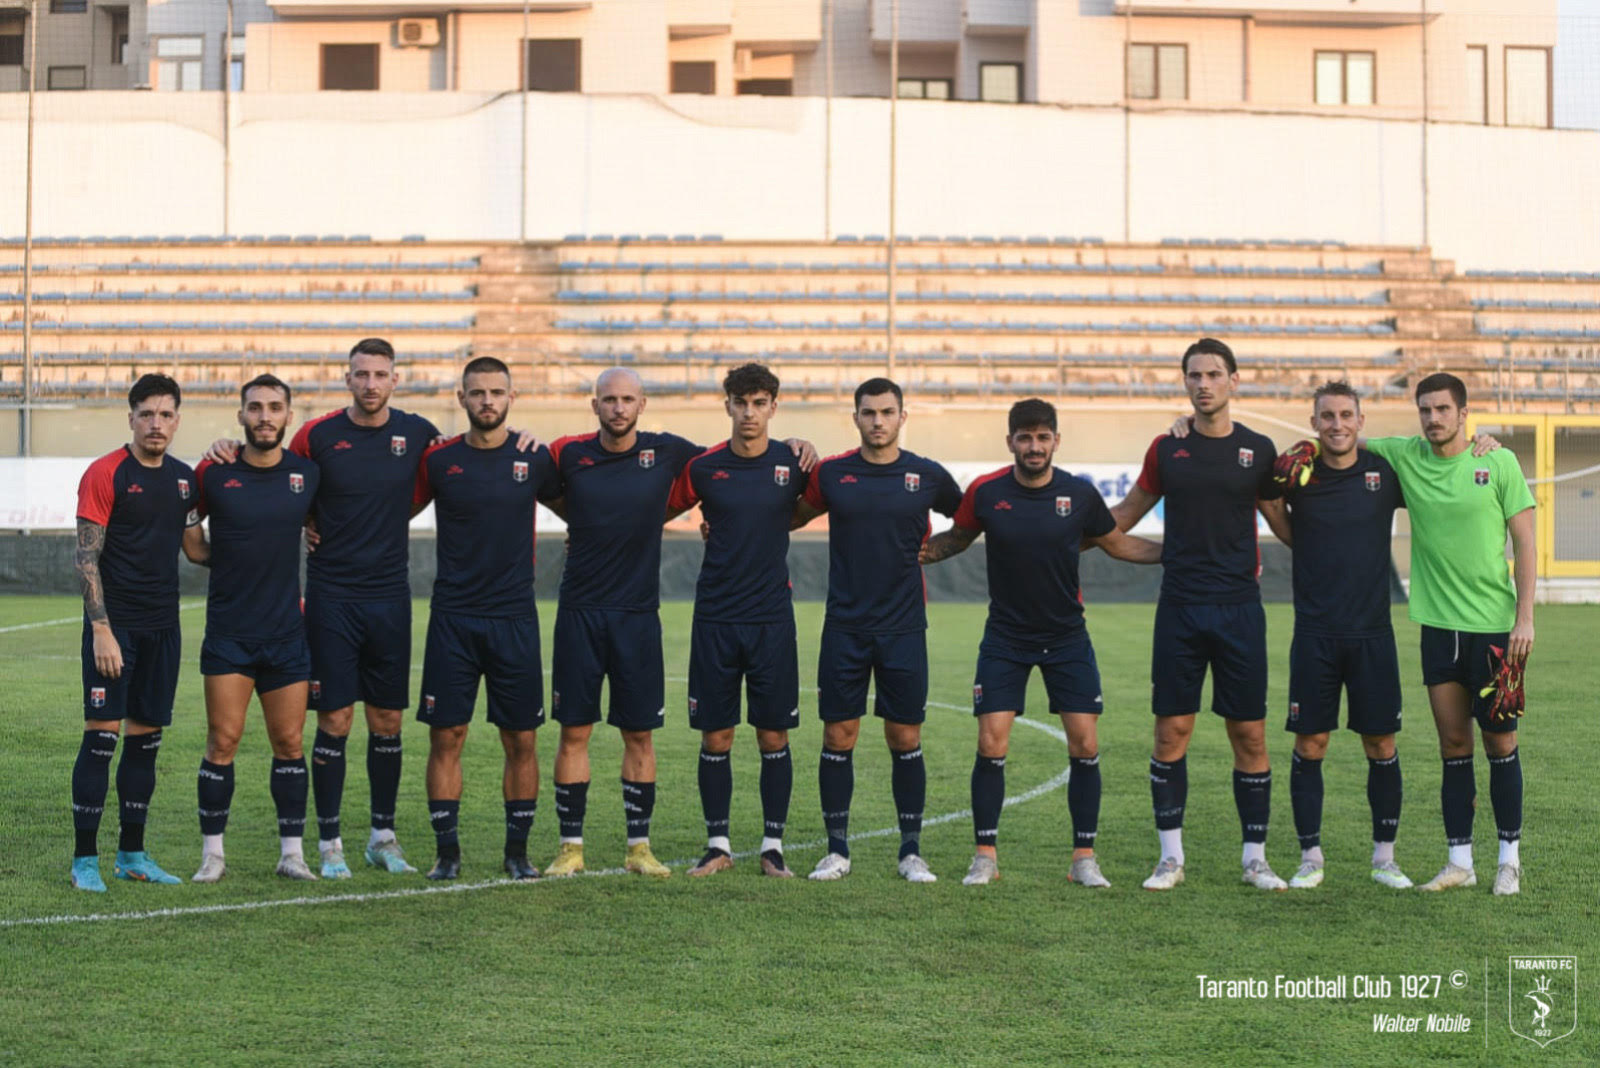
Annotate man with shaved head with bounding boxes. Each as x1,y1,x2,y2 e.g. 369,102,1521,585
543,368,815,878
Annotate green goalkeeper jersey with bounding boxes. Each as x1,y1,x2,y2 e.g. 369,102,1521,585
1364,436,1535,633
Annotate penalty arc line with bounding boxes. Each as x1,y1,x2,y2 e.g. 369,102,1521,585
0,701,1070,930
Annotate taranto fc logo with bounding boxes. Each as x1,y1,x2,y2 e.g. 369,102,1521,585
1365,472,1381,492
639,449,656,469
774,466,790,486
1238,448,1254,468
905,473,920,492
513,461,529,482
288,472,305,494
1056,496,1072,517
1476,468,1491,486
391,435,407,456
1509,956,1577,1048
177,478,190,499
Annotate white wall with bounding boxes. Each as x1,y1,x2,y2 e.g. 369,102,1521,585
0,91,1595,267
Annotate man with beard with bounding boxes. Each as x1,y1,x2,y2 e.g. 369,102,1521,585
70,374,209,892
790,378,963,884
191,375,321,882
1110,338,1290,892
413,358,560,880
542,368,816,879
919,398,1162,886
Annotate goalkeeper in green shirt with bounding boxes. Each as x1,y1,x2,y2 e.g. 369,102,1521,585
1361,373,1535,897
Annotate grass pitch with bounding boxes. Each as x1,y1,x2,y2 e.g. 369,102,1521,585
0,596,1594,1066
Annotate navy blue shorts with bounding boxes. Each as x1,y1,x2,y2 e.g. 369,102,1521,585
1287,628,1402,736
1419,625,1517,734
418,611,543,731
688,616,800,732
551,607,664,731
200,633,312,694
816,625,928,725
304,591,411,713
1151,600,1268,722
81,621,181,727
973,628,1103,717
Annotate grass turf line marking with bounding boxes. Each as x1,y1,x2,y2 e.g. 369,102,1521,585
1,702,1070,929
0,601,203,636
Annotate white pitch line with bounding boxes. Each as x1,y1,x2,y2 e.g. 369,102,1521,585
0,601,203,636
1,700,1071,930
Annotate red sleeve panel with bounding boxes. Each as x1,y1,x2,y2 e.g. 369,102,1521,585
1136,435,1165,496
953,466,1011,532
76,448,126,526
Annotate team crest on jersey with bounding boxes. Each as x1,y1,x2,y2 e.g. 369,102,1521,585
1475,468,1490,486
177,478,190,499
1365,472,1382,492
972,684,983,706
1056,496,1072,517
310,680,322,700
774,465,790,486
513,461,529,482
905,472,921,492
89,687,106,708
1238,448,1255,468
391,435,407,457
639,449,656,469
289,472,305,494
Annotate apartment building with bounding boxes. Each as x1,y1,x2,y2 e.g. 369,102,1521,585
0,0,145,92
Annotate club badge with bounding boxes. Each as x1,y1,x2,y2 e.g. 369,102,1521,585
1475,468,1491,486
1238,448,1255,468
639,449,656,469
177,478,190,499
774,465,790,486
289,472,305,494
513,461,529,482
1365,472,1381,492
310,680,322,701
1289,701,1300,722
424,695,436,714
1056,496,1072,517
89,687,106,708
972,684,983,706
905,472,921,492
391,435,407,456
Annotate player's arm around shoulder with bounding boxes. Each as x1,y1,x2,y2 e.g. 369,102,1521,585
920,477,984,564
1083,483,1161,563
1111,435,1166,532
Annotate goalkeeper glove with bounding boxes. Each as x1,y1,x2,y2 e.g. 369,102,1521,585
1479,645,1526,723
1273,439,1319,488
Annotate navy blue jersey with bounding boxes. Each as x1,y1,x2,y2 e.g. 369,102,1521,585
667,439,808,624
194,453,319,642
802,448,963,634
76,447,199,630
289,407,440,600
1283,449,1403,637
414,436,560,619
548,430,702,611
954,466,1117,645
1136,424,1280,605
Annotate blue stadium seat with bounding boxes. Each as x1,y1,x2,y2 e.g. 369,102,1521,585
699,234,724,242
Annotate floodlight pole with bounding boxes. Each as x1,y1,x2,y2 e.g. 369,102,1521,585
886,0,898,378
1419,0,1430,249
21,0,37,456
224,0,234,236
520,0,530,244
823,0,833,241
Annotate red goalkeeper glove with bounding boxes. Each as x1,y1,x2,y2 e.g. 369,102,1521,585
1478,645,1525,723
1273,440,1319,488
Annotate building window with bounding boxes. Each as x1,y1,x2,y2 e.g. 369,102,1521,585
736,79,792,96
525,38,580,92
111,11,129,65
1505,46,1550,128
48,65,87,90
230,35,245,91
1128,43,1187,101
51,0,88,12
1465,45,1487,124
155,37,204,91
0,20,22,68
897,78,951,100
979,62,1021,103
322,43,378,91
670,61,714,95
1314,50,1374,106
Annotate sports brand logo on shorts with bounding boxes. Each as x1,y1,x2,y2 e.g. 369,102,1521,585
177,478,190,499
905,472,921,492
513,461,529,482
1238,448,1255,468
1056,496,1072,517
1365,472,1382,492
1475,468,1491,486
774,466,790,486
89,687,106,708
289,472,305,494
1509,956,1577,1048
391,435,407,456
310,680,322,700
972,684,983,706
639,449,656,469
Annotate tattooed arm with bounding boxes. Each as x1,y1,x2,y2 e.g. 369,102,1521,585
918,525,979,565
76,519,123,678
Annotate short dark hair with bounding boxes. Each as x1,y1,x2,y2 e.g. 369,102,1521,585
349,337,395,361
1312,379,1361,411
722,362,780,400
240,373,291,406
1008,397,1057,435
854,377,903,410
1415,372,1467,408
462,356,511,386
1182,337,1237,375
128,373,181,411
